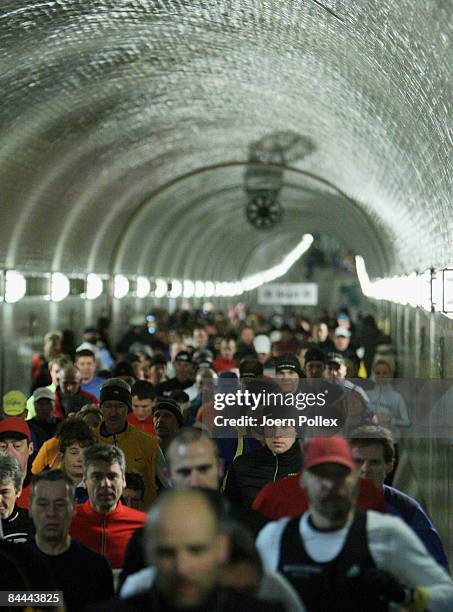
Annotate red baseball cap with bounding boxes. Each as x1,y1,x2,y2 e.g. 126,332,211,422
304,436,355,471
0,417,31,440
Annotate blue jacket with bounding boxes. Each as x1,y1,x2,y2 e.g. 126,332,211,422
383,485,448,570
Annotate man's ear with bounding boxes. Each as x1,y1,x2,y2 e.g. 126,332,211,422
217,459,225,481
385,461,394,475
217,532,230,564
28,441,34,456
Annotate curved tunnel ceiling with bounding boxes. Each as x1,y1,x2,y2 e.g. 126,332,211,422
113,165,391,280
0,1,451,283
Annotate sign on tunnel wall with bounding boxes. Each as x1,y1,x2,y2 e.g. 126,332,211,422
257,282,318,305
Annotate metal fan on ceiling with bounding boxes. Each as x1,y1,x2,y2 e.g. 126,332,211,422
244,131,315,230
246,191,283,230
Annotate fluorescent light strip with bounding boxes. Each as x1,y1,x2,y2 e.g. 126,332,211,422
355,256,453,318
5,270,26,303
113,274,129,299
0,235,314,303
136,276,151,298
167,233,314,299
51,273,70,302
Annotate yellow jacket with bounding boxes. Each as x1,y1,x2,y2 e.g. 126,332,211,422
94,423,159,509
32,436,60,473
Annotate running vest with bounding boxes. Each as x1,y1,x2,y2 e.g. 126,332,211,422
277,510,387,612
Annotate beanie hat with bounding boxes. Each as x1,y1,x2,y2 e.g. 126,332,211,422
304,347,327,366
100,378,132,410
275,353,303,377
153,398,184,427
239,359,263,379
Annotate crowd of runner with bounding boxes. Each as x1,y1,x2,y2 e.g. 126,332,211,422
0,308,452,611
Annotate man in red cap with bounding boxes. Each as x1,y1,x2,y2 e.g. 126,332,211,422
256,436,453,611
0,417,34,509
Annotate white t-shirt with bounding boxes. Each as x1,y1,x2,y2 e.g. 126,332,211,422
256,510,453,612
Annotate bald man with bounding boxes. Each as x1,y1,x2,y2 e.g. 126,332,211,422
166,428,223,490
54,365,98,419
103,489,283,611
120,429,266,586
146,490,228,609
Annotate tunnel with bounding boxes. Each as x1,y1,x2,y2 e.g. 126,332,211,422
1,0,453,597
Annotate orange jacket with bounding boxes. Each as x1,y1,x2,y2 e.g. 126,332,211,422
32,437,60,474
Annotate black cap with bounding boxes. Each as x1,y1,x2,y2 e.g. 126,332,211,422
304,347,327,366
100,378,132,410
174,351,193,364
326,352,345,367
275,352,303,377
150,355,167,367
196,360,215,372
239,359,263,379
168,390,190,404
112,361,135,379
153,398,184,427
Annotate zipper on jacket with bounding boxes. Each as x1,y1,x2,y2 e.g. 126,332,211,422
101,517,107,556
273,452,279,481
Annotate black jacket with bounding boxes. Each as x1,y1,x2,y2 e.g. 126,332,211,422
224,442,302,508
119,492,268,588
92,586,284,612
1,505,35,544
32,539,114,612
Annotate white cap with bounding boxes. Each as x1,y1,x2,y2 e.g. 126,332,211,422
254,334,271,354
33,387,55,402
270,330,282,343
335,327,351,338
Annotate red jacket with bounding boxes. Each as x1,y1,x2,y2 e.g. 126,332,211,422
212,358,234,373
127,413,156,436
53,388,99,419
16,482,31,510
70,500,146,569
252,473,386,519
